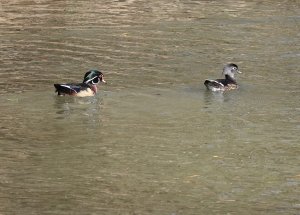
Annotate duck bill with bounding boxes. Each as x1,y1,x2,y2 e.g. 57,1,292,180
100,77,106,84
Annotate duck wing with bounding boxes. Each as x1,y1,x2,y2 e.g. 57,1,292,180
204,79,225,91
54,83,89,95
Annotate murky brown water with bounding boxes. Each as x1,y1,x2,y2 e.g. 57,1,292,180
0,0,299,214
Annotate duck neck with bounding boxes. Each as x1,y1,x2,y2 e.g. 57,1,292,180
90,84,98,94
225,74,236,84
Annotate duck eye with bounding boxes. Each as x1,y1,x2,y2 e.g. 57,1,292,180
92,77,100,84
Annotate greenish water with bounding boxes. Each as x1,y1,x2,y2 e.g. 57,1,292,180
0,1,299,214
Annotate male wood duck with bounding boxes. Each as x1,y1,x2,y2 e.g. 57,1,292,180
54,70,106,97
204,63,241,91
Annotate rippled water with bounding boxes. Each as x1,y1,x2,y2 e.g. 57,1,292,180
0,1,299,214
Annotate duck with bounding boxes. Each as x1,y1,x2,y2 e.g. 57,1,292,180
204,63,241,91
54,70,106,97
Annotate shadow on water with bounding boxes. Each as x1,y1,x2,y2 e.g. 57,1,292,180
202,88,242,111
203,90,226,107
53,95,104,121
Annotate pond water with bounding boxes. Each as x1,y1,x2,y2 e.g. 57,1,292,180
0,0,299,214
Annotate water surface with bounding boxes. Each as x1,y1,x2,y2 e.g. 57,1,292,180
0,1,299,214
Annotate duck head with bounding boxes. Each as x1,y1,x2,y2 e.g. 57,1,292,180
83,70,106,85
222,63,241,79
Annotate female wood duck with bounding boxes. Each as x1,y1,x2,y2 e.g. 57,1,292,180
204,63,241,91
54,70,106,97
